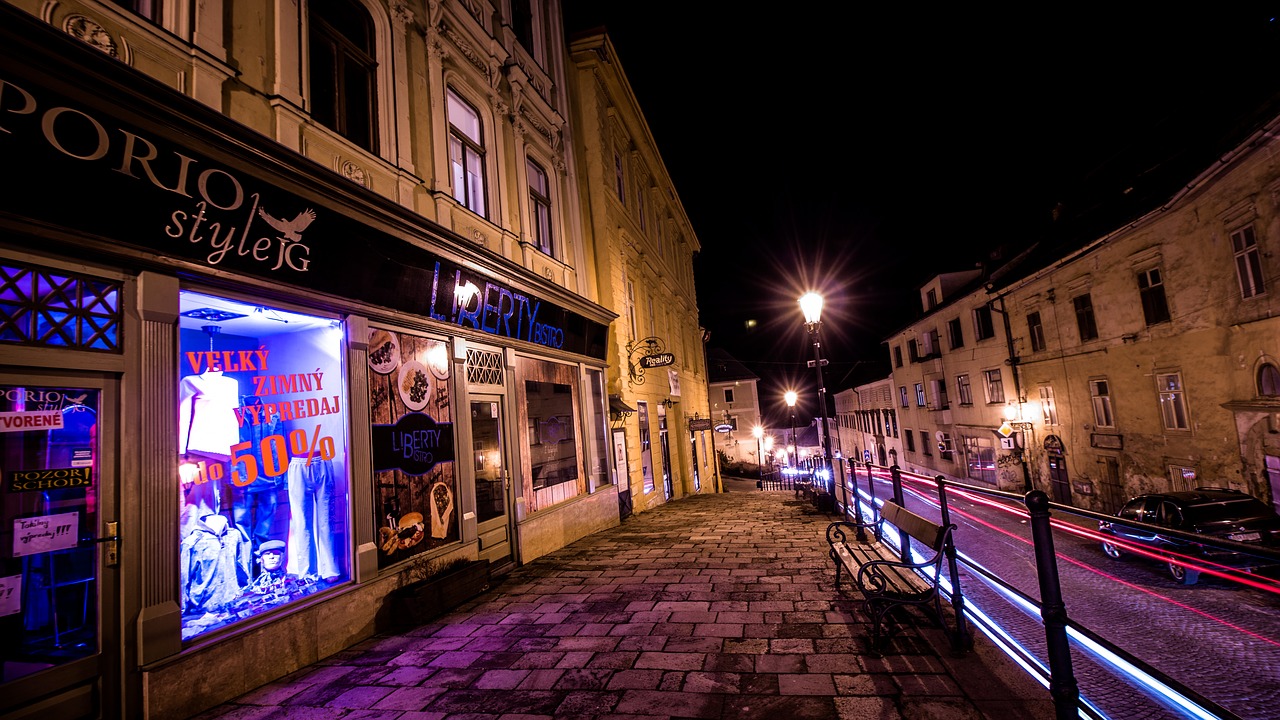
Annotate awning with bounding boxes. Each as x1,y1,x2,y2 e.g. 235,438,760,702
609,395,636,417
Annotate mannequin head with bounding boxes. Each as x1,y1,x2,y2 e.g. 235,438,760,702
257,540,286,573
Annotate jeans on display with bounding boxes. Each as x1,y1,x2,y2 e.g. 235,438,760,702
286,457,337,579
232,485,278,553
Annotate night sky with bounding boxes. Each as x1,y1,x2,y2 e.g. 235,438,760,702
562,6,1280,425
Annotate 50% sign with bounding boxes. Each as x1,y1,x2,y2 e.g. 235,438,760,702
183,426,337,488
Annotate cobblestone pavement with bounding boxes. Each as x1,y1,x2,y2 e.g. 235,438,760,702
192,486,1053,719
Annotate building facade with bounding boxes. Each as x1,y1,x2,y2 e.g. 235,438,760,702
0,2,656,717
886,102,1280,516
566,31,715,516
835,381,902,469
705,348,764,466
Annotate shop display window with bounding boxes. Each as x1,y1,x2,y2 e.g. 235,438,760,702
0,384,99,683
527,380,578,491
366,328,458,570
177,291,349,640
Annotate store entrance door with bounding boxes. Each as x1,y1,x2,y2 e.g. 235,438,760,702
658,407,673,499
471,397,514,573
0,374,120,719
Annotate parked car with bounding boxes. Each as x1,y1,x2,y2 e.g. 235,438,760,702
1098,487,1280,585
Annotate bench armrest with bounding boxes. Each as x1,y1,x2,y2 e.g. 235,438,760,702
855,552,942,591
826,519,878,545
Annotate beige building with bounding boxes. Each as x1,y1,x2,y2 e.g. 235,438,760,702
887,104,1280,515
705,348,765,466
566,31,715,515
835,381,902,469
0,2,698,718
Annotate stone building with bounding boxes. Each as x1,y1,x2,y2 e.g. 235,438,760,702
706,348,764,466
835,381,902,469
0,2,702,717
566,31,715,516
886,94,1280,514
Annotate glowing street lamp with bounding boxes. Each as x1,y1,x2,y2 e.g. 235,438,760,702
800,292,838,508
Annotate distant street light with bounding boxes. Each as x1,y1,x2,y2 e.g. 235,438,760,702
784,391,798,472
800,292,839,511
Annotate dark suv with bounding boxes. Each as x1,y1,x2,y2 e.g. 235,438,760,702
1098,487,1280,585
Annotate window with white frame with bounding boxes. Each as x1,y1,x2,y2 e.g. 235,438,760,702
309,0,378,153
1090,378,1114,427
899,386,909,408
963,435,997,483
1027,311,1045,352
510,0,545,65
956,374,973,405
526,157,552,256
929,378,949,409
939,432,954,461
983,369,1004,404
1232,225,1265,299
1039,386,1058,425
1156,372,1189,430
915,383,925,407
447,88,486,216
974,305,995,340
625,279,637,339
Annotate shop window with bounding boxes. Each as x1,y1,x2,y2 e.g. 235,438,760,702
366,327,457,570
1,384,101,682
586,368,610,490
527,381,578,492
309,0,378,153
0,261,121,352
177,290,350,641
638,401,654,493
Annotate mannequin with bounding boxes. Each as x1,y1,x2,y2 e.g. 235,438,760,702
232,396,283,554
178,368,240,523
179,512,250,615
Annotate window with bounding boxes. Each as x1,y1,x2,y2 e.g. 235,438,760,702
883,412,892,436
309,0,378,153
922,329,940,357
947,317,964,349
956,374,972,405
511,0,544,63
614,151,626,204
637,401,654,492
907,338,920,363
1027,311,1045,352
636,186,646,232
1090,379,1114,428
527,381,578,491
111,0,160,22
904,430,916,452
1169,465,1197,491
1259,363,1280,397
1073,294,1098,341
921,430,932,456
526,158,552,256
1138,267,1171,326
893,345,903,368
899,386,909,408
625,280,637,339
983,369,1004,404
1232,226,1265,299
964,435,997,484
974,305,995,340
914,383,925,407
938,432,954,461
889,410,898,438
1157,372,1189,430
1039,386,1058,425
447,88,486,216
926,289,938,309
724,388,735,404
929,378,949,410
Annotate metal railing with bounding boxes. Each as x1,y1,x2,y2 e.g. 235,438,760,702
836,461,1280,720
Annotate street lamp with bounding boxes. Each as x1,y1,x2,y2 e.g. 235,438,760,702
800,292,839,509
752,424,764,482
1002,401,1037,492
784,390,798,471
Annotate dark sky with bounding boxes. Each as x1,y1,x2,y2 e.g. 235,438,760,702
562,6,1280,424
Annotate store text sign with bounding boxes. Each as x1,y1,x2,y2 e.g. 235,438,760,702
0,410,63,432
0,74,608,359
371,413,456,476
12,512,78,557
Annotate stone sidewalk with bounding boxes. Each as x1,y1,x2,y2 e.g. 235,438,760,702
192,488,1053,719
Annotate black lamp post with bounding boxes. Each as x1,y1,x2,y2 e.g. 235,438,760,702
784,390,798,473
801,292,838,506
752,424,764,481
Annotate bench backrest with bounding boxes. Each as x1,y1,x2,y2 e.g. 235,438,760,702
880,501,947,552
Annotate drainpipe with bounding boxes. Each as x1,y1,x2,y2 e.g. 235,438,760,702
991,292,1034,492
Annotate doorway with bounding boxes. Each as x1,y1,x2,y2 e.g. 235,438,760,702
1,374,118,718
471,397,514,573
658,406,673,499
613,429,631,519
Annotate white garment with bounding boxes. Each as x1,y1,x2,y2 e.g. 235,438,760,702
179,371,240,458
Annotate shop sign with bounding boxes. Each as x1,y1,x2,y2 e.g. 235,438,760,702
371,412,456,476
0,410,63,432
688,418,713,431
714,423,733,433
0,74,608,359
7,467,92,492
12,512,78,557
639,353,674,369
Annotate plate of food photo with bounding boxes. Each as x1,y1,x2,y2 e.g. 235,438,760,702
397,359,432,411
368,329,400,375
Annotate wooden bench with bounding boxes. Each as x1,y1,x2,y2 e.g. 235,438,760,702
826,501,957,652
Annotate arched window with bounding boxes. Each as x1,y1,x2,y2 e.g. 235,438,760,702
1258,363,1280,397
309,0,377,153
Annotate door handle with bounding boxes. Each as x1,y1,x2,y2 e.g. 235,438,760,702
89,521,120,567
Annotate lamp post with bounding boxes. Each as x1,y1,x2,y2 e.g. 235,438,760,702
800,292,838,508
1003,401,1037,492
784,390,798,472
752,424,764,482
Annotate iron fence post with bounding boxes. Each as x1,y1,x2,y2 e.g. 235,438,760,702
935,476,971,652
891,465,910,560
1025,490,1079,719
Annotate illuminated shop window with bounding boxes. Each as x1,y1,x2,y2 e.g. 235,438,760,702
0,262,121,352
0,384,101,682
177,291,349,641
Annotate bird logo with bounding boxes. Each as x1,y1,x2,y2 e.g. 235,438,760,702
257,207,317,242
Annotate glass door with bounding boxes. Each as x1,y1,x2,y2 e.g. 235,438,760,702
471,397,513,571
1,376,117,717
